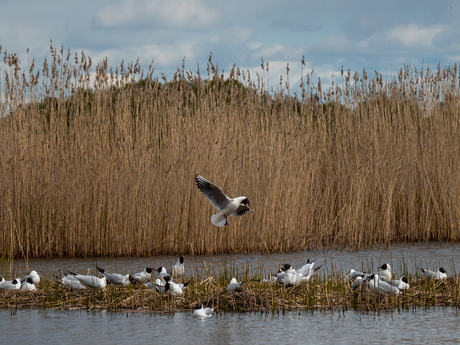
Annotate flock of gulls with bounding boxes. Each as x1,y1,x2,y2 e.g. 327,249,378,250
348,263,447,295
0,175,453,318
0,256,188,293
0,257,449,318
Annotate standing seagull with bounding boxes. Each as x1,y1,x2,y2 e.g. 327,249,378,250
167,256,185,279
194,174,253,227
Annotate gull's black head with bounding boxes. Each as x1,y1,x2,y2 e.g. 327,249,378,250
146,267,153,273
439,267,447,273
283,264,292,270
401,276,408,284
241,198,250,207
379,263,389,270
179,256,185,264
12,279,18,284
27,277,34,284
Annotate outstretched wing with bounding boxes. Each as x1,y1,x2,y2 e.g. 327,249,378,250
195,175,231,211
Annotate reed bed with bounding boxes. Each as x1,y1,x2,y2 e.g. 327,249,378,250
1,45,460,258
1,274,459,313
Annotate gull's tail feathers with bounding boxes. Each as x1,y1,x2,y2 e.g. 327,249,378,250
211,213,227,227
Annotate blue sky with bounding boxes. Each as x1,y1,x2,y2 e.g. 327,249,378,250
1,0,459,94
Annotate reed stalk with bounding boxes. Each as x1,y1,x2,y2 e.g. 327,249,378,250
1,45,459,257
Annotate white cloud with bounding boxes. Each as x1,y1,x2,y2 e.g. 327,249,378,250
250,44,286,59
94,0,221,30
387,24,443,47
137,42,197,67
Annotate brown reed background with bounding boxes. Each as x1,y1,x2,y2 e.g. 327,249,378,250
1,45,459,258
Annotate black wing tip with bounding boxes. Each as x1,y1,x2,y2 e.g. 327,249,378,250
195,174,213,191
239,208,252,216
194,174,203,185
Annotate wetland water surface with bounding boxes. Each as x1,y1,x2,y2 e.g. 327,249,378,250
1,308,459,344
4,242,460,279
2,243,460,344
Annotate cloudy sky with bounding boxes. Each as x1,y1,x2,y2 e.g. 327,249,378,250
1,0,459,94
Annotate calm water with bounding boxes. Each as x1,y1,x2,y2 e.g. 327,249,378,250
2,242,460,280
1,308,459,344
2,243,460,344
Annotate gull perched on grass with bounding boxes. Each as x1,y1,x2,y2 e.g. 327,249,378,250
348,269,366,280
167,256,185,279
419,267,447,280
144,270,168,291
367,273,400,295
227,278,244,292
55,270,86,290
148,277,167,293
389,276,410,290
378,263,392,282
352,276,368,291
156,266,169,278
131,267,154,284
21,270,40,285
276,267,285,285
68,271,107,289
96,266,131,287
20,277,37,291
0,278,21,290
194,174,253,227
193,305,213,318
348,269,368,291
283,260,322,286
163,275,191,295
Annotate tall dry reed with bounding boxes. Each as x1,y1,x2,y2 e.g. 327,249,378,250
1,45,460,258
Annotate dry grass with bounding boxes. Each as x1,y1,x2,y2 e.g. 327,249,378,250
1,274,459,313
1,45,460,258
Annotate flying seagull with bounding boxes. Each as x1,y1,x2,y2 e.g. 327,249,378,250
194,174,253,227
